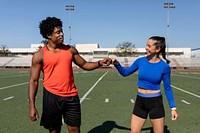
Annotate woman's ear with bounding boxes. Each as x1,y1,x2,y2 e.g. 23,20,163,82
156,47,161,53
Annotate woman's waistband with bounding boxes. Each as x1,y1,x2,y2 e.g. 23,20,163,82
137,91,162,98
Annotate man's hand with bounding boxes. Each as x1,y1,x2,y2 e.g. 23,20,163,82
29,107,39,121
101,58,112,66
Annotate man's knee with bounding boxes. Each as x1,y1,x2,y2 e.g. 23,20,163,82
67,126,80,133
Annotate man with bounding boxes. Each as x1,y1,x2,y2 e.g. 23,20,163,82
28,17,111,133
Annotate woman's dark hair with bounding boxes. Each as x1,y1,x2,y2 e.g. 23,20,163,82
39,17,63,39
149,36,170,64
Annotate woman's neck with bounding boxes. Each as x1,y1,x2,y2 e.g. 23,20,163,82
147,54,160,63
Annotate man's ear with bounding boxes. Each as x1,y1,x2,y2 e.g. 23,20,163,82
47,33,51,39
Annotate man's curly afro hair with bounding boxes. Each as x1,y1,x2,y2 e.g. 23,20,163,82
39,17,63,39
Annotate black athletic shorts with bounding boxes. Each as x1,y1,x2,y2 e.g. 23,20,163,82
132,95,165,119
40,88,81,130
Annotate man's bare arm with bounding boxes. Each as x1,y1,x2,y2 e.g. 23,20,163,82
28,50,43,121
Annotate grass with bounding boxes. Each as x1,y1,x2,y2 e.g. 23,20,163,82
0,69,200,133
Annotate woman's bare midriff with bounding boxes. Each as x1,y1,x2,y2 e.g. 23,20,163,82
138,87,161,94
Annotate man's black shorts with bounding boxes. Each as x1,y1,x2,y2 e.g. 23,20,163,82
40,88,81,130
132,95,165,119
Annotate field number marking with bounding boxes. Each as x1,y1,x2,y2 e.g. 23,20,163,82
105,98,109,103
3,96,14,101
130,99,135,103
181,100,191,105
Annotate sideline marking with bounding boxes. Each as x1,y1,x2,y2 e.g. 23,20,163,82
0,74,29,79
80,71,109,103
3,96,14,101
181,100,191,105
172,74,200,80
172,85,200,99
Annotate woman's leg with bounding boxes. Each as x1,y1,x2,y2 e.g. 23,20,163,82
131,114,146,133
150,117,164,133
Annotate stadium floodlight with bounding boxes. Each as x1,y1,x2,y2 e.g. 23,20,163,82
164,2,175,57
66,5,75,45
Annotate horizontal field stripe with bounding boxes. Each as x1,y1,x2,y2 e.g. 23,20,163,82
0,82,29,90
0,79,42,90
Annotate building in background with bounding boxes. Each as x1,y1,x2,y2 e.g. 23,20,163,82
1,43,199,69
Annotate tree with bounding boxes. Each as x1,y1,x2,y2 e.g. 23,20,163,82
116,41,136,56
0,45,10,57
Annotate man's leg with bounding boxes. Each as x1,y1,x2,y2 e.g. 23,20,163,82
49,128,61,133
67,125,80,133
64,96,81,133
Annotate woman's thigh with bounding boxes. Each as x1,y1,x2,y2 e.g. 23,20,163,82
131,114,146,133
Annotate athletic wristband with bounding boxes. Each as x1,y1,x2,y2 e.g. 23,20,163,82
98,60,102,67
171,107,176,111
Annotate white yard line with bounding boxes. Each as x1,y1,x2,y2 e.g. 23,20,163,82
0,82,29,90
80,71,109,103
0,79,42,90
171,85,200,99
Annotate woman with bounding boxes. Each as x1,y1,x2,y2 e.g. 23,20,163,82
112,36,178,133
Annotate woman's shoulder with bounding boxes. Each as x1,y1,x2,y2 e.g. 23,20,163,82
159,60,171,72
160,59,170,66
135,56,146,62
133,56,147,65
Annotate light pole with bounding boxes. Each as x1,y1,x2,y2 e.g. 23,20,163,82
66,5,74,45
164,2,175,57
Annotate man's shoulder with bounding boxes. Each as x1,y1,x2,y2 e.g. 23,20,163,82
64,44,78,54
32,48,44,63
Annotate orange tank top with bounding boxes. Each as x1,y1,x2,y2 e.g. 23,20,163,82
42,45,78,97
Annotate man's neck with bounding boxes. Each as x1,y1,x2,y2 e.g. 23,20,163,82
46,43,63,51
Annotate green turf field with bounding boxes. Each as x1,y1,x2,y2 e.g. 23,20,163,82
0,69,200,133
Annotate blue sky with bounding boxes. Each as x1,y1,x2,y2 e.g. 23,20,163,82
0,0,200,49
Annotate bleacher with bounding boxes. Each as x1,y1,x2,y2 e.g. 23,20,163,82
169,58,200,69
0,57,15,68
0,56,32,68
1,56,200,70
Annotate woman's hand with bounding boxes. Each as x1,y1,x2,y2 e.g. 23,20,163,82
110,57,118,65
171,110,178,121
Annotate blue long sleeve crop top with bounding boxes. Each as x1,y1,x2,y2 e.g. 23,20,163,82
114,57,176,108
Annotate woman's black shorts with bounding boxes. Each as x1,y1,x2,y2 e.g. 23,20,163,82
132,95,165,119
40,88,81,130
